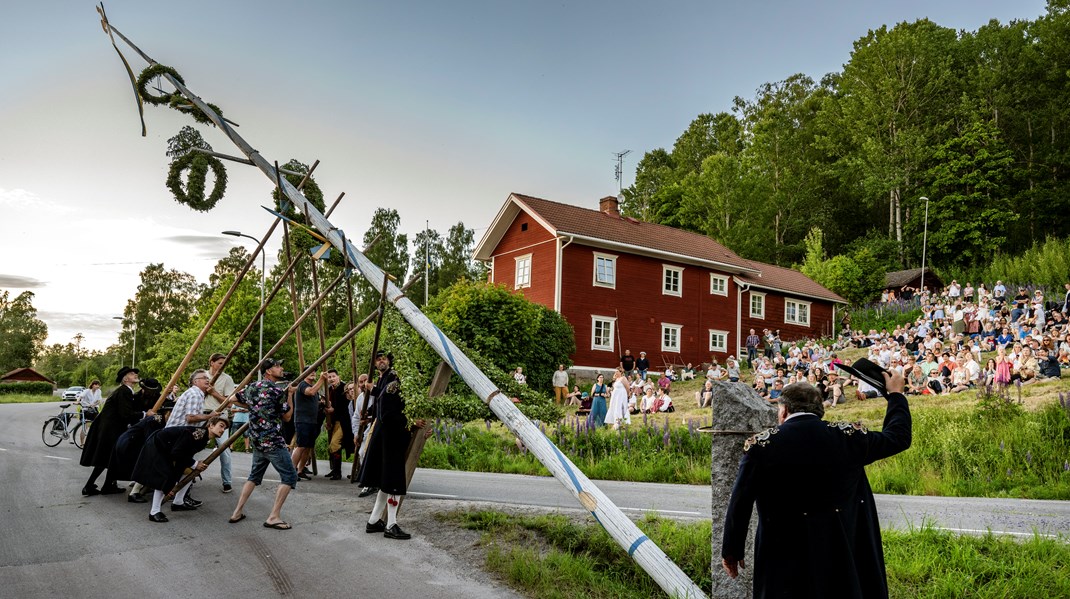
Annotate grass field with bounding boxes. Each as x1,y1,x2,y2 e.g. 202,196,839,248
440,509,1070,599
0,393,64,404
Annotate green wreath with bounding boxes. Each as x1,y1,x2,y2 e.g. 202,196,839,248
136,64,185,106
166,153,228,211
168,95,224,126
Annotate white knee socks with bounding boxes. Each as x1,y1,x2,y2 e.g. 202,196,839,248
386,494,399,527
369,490,388,524
151,490,164,515
173,481,191,504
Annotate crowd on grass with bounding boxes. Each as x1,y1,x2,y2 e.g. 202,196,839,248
546,280,1070,420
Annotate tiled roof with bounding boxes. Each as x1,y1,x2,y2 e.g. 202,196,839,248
737,260,846,303
512,193,758,273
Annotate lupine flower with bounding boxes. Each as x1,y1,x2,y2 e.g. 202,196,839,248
1025,451,1033,465
1063,460,1069,472
999,441,1005,452
1006,468,1013,477
663,429,671,447
485,419,492,431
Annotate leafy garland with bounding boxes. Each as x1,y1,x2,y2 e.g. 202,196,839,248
166,152,228,212
137,64,229,210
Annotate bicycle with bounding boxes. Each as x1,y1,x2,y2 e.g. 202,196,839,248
41,403,94,449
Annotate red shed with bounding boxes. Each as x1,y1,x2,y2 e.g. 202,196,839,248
1,367,57,387
474,193,845,372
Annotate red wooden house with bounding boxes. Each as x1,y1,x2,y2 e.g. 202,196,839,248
473,193,846,371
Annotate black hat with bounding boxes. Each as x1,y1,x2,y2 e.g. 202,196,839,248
835,358,888,396
115,366,140,384
374,351,394,364
139,377,161,392
260,358,283,373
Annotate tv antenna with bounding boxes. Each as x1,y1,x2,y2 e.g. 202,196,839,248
614,149,631,193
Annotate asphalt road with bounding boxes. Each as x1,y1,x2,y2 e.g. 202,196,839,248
1,402,1067,598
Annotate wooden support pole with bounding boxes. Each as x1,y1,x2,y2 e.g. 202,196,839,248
151,216,281,412
191,148,303,176
100,20,705,597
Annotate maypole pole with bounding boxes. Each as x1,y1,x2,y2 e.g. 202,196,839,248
97,9,706,597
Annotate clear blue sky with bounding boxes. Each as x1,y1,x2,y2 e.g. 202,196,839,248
0,0,1048,350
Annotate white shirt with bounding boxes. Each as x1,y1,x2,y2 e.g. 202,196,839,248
78,387,102,409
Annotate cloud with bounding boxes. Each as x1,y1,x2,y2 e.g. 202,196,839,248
162,234,235,257
38,311,124,334
0,274,47,288
0,188,77,215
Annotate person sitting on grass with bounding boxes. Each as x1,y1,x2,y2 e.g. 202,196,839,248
651,389,674,413
1037,349,1061,381
681,363,696,381
565,385,583,407
768,379,784,401
726,357,741,382
658,371,672,394
697,380,715,408
948,363,972,393
907,364,928,395
753,377,769,399
1011,347,1039,384
576,391,591,415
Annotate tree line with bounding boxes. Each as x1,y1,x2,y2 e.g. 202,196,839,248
622,5,1070,300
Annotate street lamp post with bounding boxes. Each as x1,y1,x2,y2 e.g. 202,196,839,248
223,230,266,372
112,315,137,368
919,196,930,300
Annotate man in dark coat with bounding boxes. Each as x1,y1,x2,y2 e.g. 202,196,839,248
133,416,228,522
109,413,167,503
721,370,911,599
357,351,413,540
79,367,150,496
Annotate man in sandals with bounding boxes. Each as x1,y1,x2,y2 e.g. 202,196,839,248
229,358,298,530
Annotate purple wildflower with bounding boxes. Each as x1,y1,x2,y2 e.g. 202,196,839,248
485,419,492,431
1006,468,1013,477
663,429,671,447
1025,451,1033,465
1064,460,1069,472
999,441,1005,452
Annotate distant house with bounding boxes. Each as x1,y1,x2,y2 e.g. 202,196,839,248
885,268,943,297
474,193,847,371
1,367,56,388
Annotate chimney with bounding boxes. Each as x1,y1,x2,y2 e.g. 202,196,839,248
599,195,620,217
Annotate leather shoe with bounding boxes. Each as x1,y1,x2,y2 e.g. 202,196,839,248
82,484,100,497
99,484,124,495
366,519,386,534
184,497,203,507
358,486,378,498
328,472,342,481
171,501,198,512
384,524,411,540
148,512,169,523
128,493,148,503
298,472,312,481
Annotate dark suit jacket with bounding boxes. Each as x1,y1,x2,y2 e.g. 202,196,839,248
722,393,911,599
79,384,143,469
131,426,210,491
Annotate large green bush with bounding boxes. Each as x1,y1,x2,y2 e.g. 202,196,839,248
0,382,54,395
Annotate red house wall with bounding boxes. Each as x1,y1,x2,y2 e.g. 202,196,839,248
740,290,836,351
489,212,557,309
559,243,738,370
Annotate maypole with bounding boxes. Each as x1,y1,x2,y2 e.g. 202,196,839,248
97,8,705,598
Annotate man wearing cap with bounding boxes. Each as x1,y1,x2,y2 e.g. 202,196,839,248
79,366,150,497
358,351,413,540
721,363,911,598
635,351,650,381
229,358,298,529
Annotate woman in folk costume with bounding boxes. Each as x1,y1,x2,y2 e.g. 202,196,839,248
134,417,229,522
604,367,631,429
79,367,147,496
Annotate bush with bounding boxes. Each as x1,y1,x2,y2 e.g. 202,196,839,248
0,382,54,395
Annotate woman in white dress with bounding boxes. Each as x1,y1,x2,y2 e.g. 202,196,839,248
604,368,631,429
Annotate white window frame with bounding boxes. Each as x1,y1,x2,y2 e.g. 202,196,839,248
514,254,532,289
750,291,766,319
591,315,616,352
708,329,728,353
709,274,728,296
785,299,811,327
661,322,682,353
593,252,617,289
662,265,683,297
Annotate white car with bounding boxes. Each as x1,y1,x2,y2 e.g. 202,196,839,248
63,386,85,402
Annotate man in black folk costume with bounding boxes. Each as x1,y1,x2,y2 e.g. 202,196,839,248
721,359,912,599
79,367,150,496
357,351,413,540
133,416,229,522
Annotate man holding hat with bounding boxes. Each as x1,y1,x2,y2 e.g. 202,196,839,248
229,358,298,529
79,366,150,497
721,362,911,598
635,351,650,381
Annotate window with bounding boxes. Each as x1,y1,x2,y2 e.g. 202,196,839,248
662,265,683,296
750,292,765,318
514,254,531,289
708,329,728,352
661,323,682,352
785,299,811,326
592,316,616,351
709,274,728,296
593,253,617,288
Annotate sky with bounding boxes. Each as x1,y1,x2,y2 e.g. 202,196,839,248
0,0,1049,352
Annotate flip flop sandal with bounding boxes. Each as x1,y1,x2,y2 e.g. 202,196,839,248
228,514,246,524
263,521,291,530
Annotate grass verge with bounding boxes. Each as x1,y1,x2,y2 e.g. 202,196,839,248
0,393,62,404
439,509,1070,599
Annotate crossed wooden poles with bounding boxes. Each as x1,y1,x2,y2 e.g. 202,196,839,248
98,8,706,598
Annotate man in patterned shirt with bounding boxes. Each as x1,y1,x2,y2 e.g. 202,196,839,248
228,358,297,529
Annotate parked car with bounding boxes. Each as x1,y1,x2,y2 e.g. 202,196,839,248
63,386,85,402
